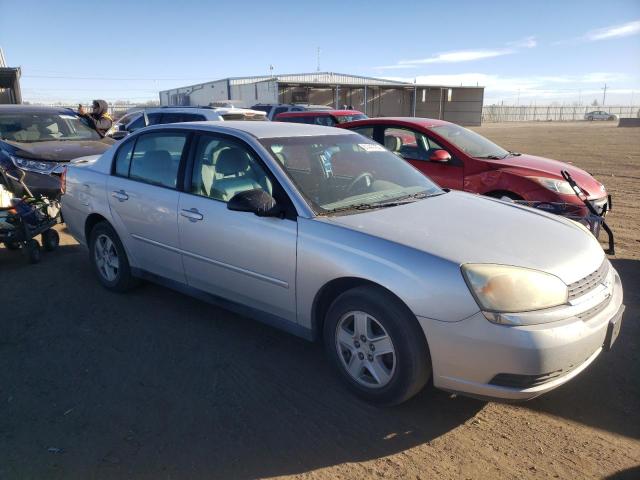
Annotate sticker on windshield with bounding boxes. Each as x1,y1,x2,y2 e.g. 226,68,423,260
359,143,385,152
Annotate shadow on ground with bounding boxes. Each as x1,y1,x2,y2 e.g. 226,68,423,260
523,258,640,440
0,242,483,479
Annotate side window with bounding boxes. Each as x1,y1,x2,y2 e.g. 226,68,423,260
147,112,162,125
272,107,288,118
128,132,187,188
127,114,145,131
190,135,272,202
351,126,374,139
114,139,135,177
382,127,433,161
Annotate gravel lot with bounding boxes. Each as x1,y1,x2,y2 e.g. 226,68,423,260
1,122,638,479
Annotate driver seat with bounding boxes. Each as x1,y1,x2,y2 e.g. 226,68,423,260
211,148,261,202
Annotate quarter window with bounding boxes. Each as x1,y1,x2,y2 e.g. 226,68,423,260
114,139,135,177
127,132,187,188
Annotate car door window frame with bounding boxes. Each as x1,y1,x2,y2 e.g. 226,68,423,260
183,131,298,220
110,129,194,191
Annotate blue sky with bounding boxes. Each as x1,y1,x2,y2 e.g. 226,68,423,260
1,0,639,105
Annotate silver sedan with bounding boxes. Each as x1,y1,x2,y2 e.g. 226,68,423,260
61,121,625,405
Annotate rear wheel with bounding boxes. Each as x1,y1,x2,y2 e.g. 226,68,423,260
89,222,138,292
323,286,431,406
24,239,41,264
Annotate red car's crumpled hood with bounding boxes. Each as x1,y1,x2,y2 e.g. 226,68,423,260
495,153,606,199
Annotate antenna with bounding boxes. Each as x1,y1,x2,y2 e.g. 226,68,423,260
316,47,321,72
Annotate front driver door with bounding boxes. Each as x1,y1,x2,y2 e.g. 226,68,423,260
177,133,298,323
379,126,464,190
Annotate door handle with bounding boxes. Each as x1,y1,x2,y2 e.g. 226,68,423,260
111,190,129,202
181,208,204,222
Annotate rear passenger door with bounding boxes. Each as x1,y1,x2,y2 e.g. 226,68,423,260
108,130,191,282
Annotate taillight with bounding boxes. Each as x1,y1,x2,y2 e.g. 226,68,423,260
60,166,67,194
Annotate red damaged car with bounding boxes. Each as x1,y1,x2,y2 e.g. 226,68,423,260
339,117,610,214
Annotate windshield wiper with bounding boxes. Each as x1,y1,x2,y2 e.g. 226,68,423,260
324,192,437,214
508,151,522,156
475,154,504,160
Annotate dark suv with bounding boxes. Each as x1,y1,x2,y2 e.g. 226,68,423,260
0,105,114,197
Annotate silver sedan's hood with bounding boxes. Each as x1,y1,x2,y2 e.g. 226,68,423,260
319,191,604,285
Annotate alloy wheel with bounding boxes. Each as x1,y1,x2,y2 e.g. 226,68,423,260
335,310,396,388
94,234,120,282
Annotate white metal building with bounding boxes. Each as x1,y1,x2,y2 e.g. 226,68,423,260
159,72,485,125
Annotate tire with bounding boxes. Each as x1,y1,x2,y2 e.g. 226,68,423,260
323,286,431,406
41,229,60,252
24,239,41,264
587,116,593,121
88,222,138,292
3,241,20,251
608,116,615,121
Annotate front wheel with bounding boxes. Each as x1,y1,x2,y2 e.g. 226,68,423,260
324,286,431,406
42,229,59,252
89,222,138,292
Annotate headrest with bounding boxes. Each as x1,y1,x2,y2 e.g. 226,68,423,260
384,135,402,152
217,148,249,175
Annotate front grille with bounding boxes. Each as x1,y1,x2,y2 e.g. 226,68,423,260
576,296,611,321
568,261,609,301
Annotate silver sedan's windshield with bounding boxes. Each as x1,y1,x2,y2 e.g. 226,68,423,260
260,134,443,214
431,124,509,159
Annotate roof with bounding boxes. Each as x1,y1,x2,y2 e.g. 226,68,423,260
276,110,364,117
146,120,357,139
339,117,453,128
143,106,265,115
228,72,411,86
0,104,75,114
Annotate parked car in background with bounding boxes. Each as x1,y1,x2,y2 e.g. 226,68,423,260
250,103,333,120
62,121,624,405
339,117,610,215
0,105,114,198
275,109,368,126
584,111,617,121
106,106,266,140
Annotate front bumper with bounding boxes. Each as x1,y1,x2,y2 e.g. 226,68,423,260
418,267,624,401
4,169,62,199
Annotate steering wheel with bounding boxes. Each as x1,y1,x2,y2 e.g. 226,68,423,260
347,172,374,195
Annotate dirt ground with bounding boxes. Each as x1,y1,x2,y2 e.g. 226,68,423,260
0,122,638,480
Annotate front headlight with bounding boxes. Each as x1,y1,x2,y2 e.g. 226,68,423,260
527,176,576,195
461,264,568,316
11,155,60,175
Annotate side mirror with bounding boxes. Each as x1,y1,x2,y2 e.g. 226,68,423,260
110,129,129,140
227,189,281,217
429,149,451,163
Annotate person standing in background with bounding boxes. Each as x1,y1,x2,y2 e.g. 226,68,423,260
77,100,112,137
